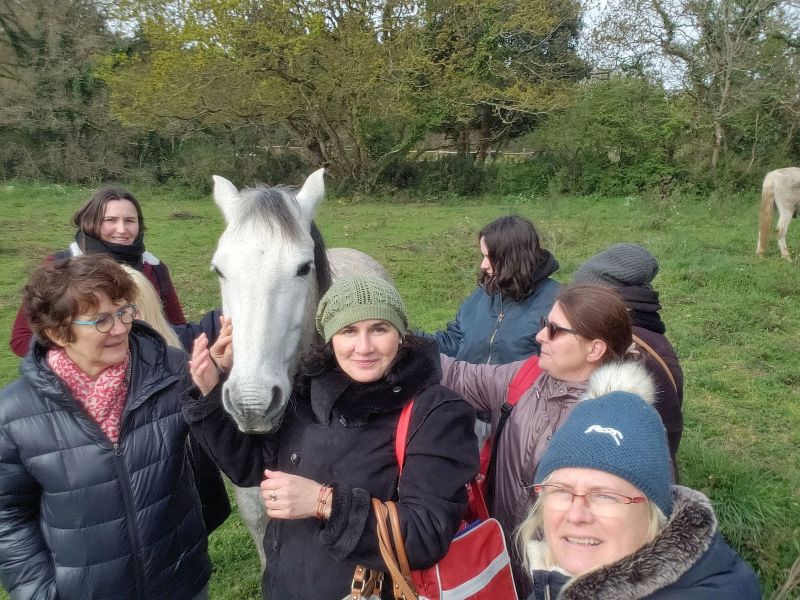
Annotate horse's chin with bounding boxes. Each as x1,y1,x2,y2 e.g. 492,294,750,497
235,414,283,435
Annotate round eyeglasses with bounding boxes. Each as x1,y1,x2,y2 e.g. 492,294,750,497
73,304,137,333
534,483,646,518
539,316,578,339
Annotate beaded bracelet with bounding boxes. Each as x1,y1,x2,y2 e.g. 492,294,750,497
315,484,333,520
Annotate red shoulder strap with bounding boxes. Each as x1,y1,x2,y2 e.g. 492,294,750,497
395,400,415,474
507,355,542,406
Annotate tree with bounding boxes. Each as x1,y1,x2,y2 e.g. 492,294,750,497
0,0,125,180
591,0,800,172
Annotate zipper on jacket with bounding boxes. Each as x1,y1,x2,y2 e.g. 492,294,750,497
486,309,506,364
112,448,147,597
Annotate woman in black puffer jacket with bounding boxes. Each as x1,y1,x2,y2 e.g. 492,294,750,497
0,255,210,600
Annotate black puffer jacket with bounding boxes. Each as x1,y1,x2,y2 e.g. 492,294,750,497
0,323,210,600
184,338,479,600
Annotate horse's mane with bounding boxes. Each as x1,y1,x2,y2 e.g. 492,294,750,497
233,184,332,298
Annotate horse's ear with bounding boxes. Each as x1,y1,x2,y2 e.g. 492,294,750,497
212,175,241,224
296,168,325,221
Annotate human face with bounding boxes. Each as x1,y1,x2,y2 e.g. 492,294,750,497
535,302,596,382
50,295,132,379
479,237,493,276
543,468,652,576
99,199,140,245
331,319,401,383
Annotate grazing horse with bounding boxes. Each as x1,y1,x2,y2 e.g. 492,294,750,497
757,167,800,260
210,168,389,565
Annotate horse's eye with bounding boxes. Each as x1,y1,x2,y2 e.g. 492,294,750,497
211,264,225,279
296,262,313,277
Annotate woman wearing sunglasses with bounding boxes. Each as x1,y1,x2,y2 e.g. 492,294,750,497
516,377,760,599
440,283,644,592
0,255,211,600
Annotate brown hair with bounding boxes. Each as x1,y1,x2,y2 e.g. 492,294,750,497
478,215,549,301
72,185,145,239
556,284,632,361
22,254,137,348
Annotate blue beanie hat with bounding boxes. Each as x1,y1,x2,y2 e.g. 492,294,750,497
535,390,673,516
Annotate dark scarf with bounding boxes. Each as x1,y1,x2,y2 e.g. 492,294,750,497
306,339,440,427
75,230,146,268
617,285,666,334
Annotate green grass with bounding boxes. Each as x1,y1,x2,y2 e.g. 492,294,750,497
1,182,798,599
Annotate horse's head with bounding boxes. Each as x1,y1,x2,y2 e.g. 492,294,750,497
210,169,327,433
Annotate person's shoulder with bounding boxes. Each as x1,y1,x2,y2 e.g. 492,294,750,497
142,251,162,266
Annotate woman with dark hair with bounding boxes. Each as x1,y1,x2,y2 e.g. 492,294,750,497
9,185,186,357
424,215,561,365
0,255,210,600
185,274,478,599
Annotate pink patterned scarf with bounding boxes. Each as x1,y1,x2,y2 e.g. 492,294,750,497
47,347,130,443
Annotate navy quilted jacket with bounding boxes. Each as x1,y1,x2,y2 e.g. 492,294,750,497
0,323,210,600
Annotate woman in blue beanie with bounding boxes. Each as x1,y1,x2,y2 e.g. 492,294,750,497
516,363,761,599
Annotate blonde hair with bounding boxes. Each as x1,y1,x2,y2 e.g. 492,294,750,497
122,265,183,349
515,474,668,574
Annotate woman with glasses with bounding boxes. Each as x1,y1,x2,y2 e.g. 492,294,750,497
0,255,211,600
9,185,186,357
441,283,643,595
516,373,760,599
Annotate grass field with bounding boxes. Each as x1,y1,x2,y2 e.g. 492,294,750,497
1,181,798,599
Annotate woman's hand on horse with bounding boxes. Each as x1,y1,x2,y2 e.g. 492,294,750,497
261,469,330,520
209,315,233,372
190,333,220,396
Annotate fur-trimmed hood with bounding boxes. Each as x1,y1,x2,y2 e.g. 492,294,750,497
581,360,656,406
528,486,761,599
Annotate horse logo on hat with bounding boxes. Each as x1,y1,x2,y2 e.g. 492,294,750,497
585,424,624,446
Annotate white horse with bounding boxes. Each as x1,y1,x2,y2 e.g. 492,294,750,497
210,168,389,565
757,167,800,260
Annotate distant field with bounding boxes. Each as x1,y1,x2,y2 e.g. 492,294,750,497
1,181,798,599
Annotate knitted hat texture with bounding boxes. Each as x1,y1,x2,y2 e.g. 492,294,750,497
316,275,407,343
534,390,673,516
574,243,659,287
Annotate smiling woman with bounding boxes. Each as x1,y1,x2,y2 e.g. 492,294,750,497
9,185,186,357
183,274,479,599
516,379,762,599
0,255,211,600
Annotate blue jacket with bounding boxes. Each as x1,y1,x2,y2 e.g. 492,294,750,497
525,486,761,600
0,323,210,600
426,255,561,364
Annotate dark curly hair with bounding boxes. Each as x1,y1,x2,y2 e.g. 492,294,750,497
22,254,136,348
478,215,549,301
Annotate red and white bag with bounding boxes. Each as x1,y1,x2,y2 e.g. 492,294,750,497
371,401,519,600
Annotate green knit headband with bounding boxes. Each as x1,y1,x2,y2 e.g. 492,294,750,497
316,275,407,343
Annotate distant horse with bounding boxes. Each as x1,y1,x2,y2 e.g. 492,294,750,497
210,168,389,565
757,167,800,260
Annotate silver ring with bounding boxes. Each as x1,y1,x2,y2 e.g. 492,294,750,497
269,492,278,502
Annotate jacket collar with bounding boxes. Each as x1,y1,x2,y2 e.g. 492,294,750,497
22,322,180,414
529,486,717,599
308,337,441,426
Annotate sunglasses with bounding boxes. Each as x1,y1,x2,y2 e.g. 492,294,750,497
539,316,578,339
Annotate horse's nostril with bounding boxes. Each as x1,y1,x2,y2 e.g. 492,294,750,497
271,386,282,408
